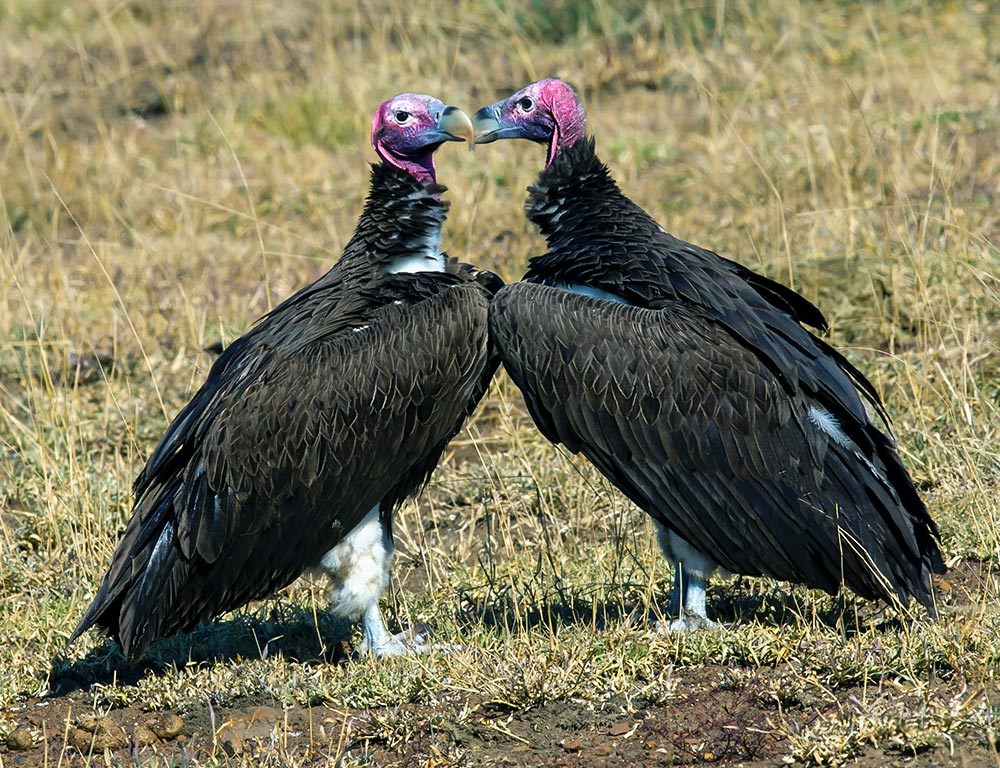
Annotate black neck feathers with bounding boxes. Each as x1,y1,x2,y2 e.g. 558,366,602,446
522,138,660,292
338,164,449,276
526,138,633,240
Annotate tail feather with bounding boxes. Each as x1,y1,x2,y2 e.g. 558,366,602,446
69,489,184,660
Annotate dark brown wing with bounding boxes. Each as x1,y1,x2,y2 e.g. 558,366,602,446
73,281,494,659
490,282,941,610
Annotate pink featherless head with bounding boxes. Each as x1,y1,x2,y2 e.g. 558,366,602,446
472,78,587,166
370,93,473,184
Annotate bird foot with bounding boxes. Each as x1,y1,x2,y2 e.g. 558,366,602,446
656,614,720,633
358,624,460,657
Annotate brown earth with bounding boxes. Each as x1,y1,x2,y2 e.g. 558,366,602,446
3,541,995,767
2,670,997,767
2,528,995,767
3,554,998,768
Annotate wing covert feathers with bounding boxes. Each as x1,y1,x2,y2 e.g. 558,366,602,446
74,273,497,660
490,282,942,613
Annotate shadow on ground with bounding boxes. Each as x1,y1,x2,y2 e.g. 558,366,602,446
48,607,349,697
454,575,898,637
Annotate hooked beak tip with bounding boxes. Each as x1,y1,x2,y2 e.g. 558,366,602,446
472,113,502,145
438,106,475,145
471,102,506,145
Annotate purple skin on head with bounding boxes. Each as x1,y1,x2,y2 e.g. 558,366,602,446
371,94,475,184
471,78,587,167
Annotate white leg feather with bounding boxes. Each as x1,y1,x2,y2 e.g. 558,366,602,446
321,505,393,623
318,505,442,656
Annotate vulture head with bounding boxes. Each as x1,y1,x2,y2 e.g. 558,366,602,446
472,78,587,166
371,94,474,184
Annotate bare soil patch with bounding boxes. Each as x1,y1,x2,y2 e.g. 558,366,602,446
5,632,998,767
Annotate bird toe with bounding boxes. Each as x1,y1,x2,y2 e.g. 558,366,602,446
358,624,460,657
655,615,721,634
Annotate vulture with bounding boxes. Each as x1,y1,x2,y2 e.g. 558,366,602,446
71,94,501,660
472,78,943,629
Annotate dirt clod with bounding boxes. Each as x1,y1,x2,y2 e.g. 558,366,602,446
146,712,184,740
68,728,88,750
74,714,99,732
609,720,633,736
218,730,244,757
131,724,159,747
6,726,36,750
69,716,128,751
561,737,583,752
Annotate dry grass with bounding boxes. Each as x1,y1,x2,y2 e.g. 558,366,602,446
1,0,999,765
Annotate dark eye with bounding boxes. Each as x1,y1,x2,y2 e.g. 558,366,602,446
517,97,534,111
393,110,411,123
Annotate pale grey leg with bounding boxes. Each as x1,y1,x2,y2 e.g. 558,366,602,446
358,602,430,656
655,522,720,632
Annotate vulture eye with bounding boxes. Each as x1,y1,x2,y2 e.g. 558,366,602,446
393,110,411,123
517,96,534,112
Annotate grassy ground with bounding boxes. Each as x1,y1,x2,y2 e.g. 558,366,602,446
2,0,999,765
